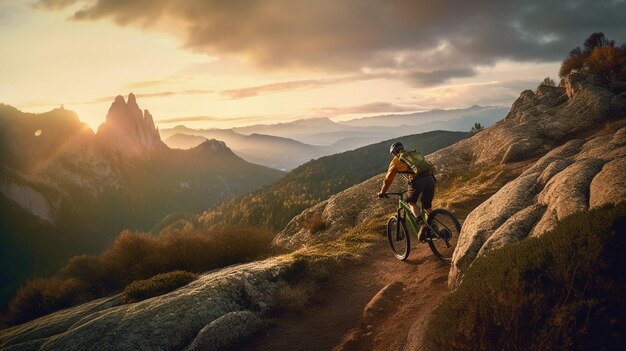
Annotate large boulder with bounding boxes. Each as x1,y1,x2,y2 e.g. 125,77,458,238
0,257,296,351
185,311,262,351
273,176,398,251
449,126,626,287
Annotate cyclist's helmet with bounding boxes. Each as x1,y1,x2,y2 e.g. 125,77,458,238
390,142,404,155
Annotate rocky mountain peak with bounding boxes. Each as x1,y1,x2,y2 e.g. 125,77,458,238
193,138,232,154
96,93,164,156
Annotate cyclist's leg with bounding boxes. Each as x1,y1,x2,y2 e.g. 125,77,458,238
420,175,436,217
406,179,420,219
408,201,419,219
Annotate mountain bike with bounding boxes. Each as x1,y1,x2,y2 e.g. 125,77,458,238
380,190,461,261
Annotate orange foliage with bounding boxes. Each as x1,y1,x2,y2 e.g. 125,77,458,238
587,46,626,82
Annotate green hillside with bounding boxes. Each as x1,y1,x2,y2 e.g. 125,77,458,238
191,130,468,231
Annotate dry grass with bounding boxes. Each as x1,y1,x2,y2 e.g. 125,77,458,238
270,282,317,314
303,213,328,233
434,162,530,221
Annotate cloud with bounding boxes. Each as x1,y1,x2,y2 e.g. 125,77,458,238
412,80,540,109
79,89,213,104
404,68,477,87
125,78,179,89
221,74,383,99
37,0,80,10
155,115,262,124
39,0,626,85
315,102,419,116
155,116,221,124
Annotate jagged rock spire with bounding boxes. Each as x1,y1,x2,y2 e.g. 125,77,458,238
96,93,164,155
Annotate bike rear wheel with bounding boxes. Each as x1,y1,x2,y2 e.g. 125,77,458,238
426,209,461,261
387,215,410,261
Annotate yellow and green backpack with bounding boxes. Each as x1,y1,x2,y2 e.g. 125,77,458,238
398,150,435,175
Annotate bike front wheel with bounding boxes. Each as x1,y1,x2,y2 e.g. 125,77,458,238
387,215,410,261
426,209,461,262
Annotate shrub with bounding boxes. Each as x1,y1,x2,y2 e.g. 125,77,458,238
540,76,556,87
304,213,328,233
123,271,198,303
469,123,484,135
424,203,626,351
559,32,625,80
587,46,626,82
559,47,585,78
6,277,87,325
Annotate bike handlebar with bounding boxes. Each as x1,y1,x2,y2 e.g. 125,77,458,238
378,190,407,199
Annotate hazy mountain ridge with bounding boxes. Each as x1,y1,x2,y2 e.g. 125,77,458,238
160,105,508,170
160,126,321,170
0,96,284,307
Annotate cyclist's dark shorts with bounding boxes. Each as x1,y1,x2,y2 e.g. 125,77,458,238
406,174,436,209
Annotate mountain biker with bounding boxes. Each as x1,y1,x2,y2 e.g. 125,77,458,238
378,142,436,228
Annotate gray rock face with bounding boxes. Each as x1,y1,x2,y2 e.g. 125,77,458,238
449,126,626,287
185,311,262,351
0,257,297,351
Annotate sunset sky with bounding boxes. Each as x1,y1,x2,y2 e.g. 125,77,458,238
1,0,625,130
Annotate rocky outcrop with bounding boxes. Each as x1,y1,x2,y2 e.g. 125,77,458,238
0,182,60,223
96,94,164,156
185,311,262,351
0,256,301,351
449,126,626,287
427,70,620,180
273,176,399,251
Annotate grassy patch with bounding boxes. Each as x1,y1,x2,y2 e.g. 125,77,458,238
304,214,328,233
265,219,384,316
434,162,531,220
269,281,317,314
123,271,198,303
424,202,626,351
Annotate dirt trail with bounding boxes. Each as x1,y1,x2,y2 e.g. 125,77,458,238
242,238,451,351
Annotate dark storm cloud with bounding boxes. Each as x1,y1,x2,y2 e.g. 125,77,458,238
39,0,626,86
404,68,477,87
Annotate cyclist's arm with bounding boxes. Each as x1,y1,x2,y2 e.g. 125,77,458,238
380,158,398,194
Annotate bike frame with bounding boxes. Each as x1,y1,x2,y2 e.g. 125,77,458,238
388,192,436,239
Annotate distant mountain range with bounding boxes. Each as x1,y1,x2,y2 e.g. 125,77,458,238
160,105,508,170
155,130,468,234
0,96,283,306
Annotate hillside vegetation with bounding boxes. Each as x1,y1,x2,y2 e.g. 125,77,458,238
194,130,467,231
425,203,626,351
3,225,274,326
